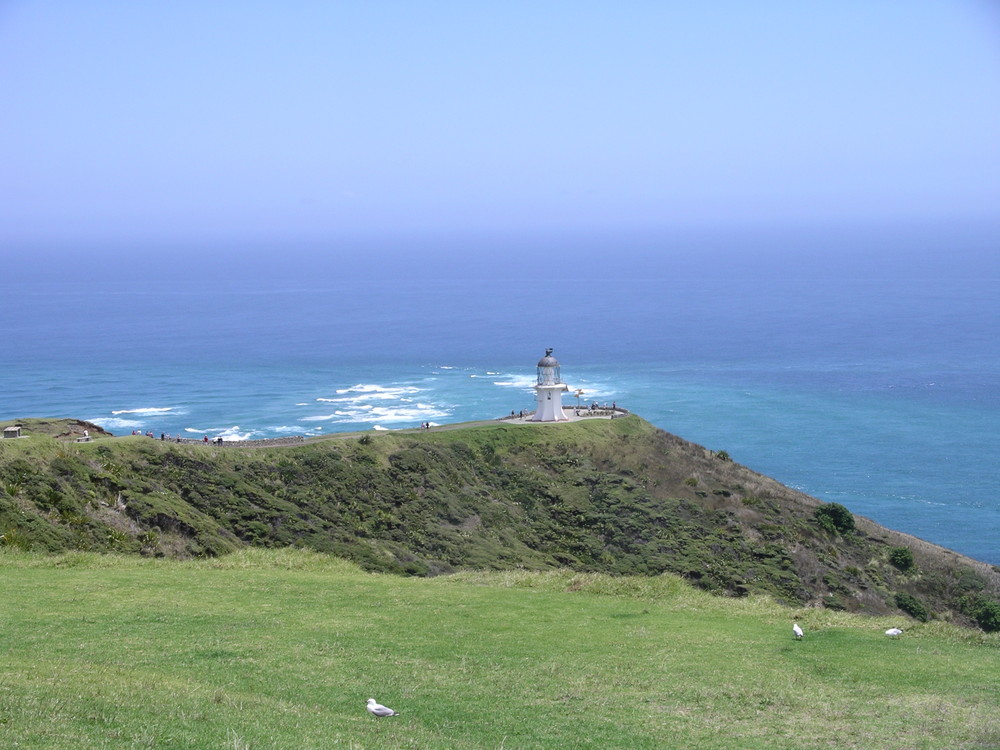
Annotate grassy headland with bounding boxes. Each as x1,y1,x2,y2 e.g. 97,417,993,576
0,548,997,749
1,416,998,629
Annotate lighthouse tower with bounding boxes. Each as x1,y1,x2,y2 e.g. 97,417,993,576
531,348,569,422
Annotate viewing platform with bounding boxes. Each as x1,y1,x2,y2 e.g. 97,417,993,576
497,405,630,424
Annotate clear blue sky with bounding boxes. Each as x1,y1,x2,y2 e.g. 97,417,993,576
2,1,999,251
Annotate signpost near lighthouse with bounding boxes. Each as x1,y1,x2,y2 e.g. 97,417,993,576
530,348,570,422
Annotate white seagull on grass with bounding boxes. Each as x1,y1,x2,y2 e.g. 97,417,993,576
366,698,399,717
792,623,804,639
885,628,904,637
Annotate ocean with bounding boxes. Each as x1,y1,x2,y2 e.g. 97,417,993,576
3,229,999,564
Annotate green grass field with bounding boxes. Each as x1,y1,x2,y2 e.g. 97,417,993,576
1,549,997,749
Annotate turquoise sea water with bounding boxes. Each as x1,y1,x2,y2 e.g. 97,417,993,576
3,238,998,564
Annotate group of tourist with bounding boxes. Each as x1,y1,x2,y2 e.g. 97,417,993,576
129,429,223,445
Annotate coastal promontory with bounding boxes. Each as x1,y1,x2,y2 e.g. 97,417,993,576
1,415,998,630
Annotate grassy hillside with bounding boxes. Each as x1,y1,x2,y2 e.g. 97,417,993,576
0,549,997,750
1,416,998,629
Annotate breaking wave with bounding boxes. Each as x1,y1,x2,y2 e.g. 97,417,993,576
87,417,142,430
111,407,175,415
301,403,449,424
183,425,254,441
492,375,536,389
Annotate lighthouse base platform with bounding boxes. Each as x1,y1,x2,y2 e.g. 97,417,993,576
500,406,628,425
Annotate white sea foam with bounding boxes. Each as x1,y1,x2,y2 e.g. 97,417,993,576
373,425,391,431
912,496,949,507
334,384,422,396
216,426,253,441
181,425,254,441
295,402,308,406
88,417,142,430
111,407,175,415
304,380,448,425
319,386,422,404
493,375,536,389
567,380,617,400
301,403,449,425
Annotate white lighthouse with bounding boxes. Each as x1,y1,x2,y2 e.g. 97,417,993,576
531,348,569,422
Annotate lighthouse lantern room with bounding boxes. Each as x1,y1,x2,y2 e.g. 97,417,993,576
531,348,570,422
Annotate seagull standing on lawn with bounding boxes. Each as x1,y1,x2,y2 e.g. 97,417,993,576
793,623,804,639
366,698,399,717
885,627,904,637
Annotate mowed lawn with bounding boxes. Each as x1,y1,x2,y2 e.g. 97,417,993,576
0,550,997,749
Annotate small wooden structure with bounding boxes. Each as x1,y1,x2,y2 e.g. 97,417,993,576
3,425,22,439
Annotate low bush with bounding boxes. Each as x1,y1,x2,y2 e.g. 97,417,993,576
814,503,855,535
958,594,1000,633
894,591,929,622
974,600,1000,632
888,546,915,572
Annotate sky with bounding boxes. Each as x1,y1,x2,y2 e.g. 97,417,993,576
2,1,1000,257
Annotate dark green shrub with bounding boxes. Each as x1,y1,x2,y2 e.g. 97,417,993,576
823,593,847,611
814,503,855,535
714,450,731,462
888,546,915,572
236,521,270,543
973,601,1000,632
402,560,430,576
959,595,1000,632
894,591,929,622
953,567,987,595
